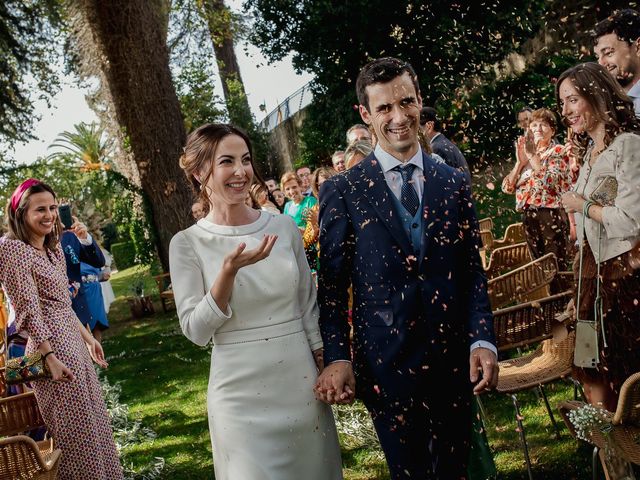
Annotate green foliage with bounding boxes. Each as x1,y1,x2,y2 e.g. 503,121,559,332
47,122,112,168
175,58,225,133
0,0,63,150
111,241,137,270
112,191,157,266
247,0,551,166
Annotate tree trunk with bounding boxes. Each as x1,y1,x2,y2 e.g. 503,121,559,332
71,0,192,271
198,0,253,127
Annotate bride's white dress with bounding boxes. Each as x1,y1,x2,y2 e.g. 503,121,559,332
170,211,343,480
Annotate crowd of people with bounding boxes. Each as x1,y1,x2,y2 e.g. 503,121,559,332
1,7,640,480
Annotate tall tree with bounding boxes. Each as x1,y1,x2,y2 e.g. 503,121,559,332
67,0,193,270
197,0,253,129
0,0,62,153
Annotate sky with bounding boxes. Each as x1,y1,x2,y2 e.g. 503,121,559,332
10,2,314,164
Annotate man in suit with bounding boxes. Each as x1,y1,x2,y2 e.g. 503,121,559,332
315,57,498,479
420,106,472,185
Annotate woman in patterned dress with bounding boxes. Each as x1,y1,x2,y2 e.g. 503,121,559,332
0,179,123,480
503,108,579,269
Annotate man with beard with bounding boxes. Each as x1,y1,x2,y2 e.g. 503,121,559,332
594,9,640,115
315,57,497,479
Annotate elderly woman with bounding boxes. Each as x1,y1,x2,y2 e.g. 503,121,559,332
558,63,640,412
502,108,578,269
344,140,373,170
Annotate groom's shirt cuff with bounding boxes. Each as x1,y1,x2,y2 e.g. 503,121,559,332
470,340,497,356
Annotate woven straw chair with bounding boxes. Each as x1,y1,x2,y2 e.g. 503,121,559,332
487,252,558,310
493,222,526,249
493,290,572,353
478,217,494,233
0,391,58,478
496,330,576,480
0,435,61,479
559,372,640,479
484,242,533,280
0,392,45,437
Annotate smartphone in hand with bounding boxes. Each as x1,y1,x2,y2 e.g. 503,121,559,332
58,204,73,230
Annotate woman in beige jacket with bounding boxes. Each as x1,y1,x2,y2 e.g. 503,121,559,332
557,62,640,411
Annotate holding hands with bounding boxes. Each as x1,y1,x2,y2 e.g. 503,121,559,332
314,361,356,405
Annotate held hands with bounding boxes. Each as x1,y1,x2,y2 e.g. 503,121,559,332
313,361,356,405
45,354,76,383
222,235,278,275
470,347,499,395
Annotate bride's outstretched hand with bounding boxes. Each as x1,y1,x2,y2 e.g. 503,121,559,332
222,235,278,274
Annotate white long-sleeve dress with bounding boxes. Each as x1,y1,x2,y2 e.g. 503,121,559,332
169,211,343,480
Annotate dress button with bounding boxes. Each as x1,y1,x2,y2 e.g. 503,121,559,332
412,223,419,229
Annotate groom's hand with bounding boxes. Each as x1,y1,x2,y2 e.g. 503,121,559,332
314,361,356,405
470,347,499,394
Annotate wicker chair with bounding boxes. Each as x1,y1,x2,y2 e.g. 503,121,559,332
559,372,640,479
0,435,61,479
496,330,576,480
493,290,573,353
479,217,494,233
493,222,526,249
484,242,533,280
0,392,45,437
153,273,175,313
487,252,558,310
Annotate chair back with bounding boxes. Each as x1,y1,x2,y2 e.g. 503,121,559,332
493,290,572,352
0,435,61,479
488,253,558,310
485,242,533,279
0,392,45,437
478,217,494,233
153,273,171,294
613,372,640,426
493,222,526,248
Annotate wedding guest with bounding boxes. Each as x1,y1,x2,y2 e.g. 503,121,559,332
80,260,109,343
503,108,577,269
0,179,122,479
281,171,318,233
331,150,346,172
558,63,640,411
250,182,280,214
303,167,338,261
191,200,207,220
170,123,342,480
344,140,373,170
271,188,286,213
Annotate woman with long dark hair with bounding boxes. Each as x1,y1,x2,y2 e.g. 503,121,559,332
558,62,640,411
0,179,122,479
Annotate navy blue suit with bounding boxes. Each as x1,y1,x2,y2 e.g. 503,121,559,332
61,231,105,327
431,133,472,186
318,151,494,479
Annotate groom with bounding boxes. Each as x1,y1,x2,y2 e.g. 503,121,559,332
316,57,498,479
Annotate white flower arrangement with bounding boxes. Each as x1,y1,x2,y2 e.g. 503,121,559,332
567,403,612,441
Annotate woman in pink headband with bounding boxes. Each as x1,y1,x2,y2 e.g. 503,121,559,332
0,179,123,479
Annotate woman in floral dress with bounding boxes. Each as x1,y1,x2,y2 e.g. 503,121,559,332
503,108,579,269
0,179,123,480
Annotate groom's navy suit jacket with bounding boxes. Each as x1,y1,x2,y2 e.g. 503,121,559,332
318,150,494,409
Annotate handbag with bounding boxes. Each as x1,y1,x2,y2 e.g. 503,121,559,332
4,351,51,385
589,175,617,207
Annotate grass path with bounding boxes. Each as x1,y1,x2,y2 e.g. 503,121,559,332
103,266,593,479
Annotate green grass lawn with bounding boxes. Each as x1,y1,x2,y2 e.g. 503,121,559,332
103,266,594,479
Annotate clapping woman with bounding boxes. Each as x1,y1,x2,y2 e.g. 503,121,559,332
0,179,122,479
169,124,342,480
558,63,640,411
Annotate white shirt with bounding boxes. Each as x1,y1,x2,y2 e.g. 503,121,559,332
628,80,640,117
373,144,497,357
374,144,424,201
